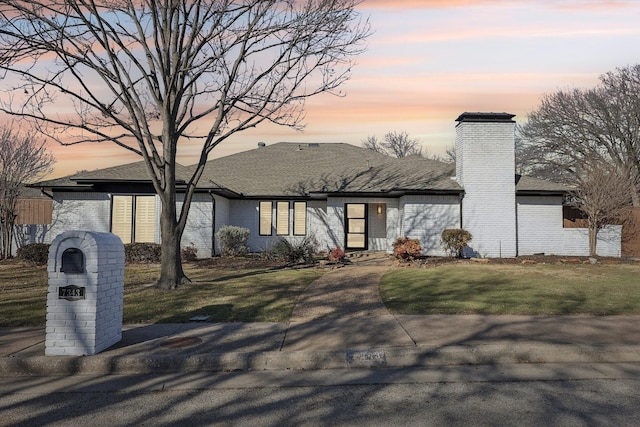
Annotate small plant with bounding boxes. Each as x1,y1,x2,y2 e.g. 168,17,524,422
328,247,346,262
125,243,162,263
215,225,250,257
181,244,198,262
392,237,422,261
441,228,473,258
16,243,50,265
272,236,318,264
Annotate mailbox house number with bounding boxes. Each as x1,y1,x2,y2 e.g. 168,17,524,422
58,286,86,301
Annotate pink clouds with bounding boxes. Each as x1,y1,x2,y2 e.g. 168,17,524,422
32,0,640,177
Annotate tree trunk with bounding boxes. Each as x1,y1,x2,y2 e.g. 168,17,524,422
588,225,598,257
631,188,640,208
155,195,190,290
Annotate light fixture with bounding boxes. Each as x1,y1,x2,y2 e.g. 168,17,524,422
376,204,383,215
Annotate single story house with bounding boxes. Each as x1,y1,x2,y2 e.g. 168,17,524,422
30,112,622,258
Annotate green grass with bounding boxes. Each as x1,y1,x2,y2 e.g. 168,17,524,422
380,263,640,315
0,261,323,326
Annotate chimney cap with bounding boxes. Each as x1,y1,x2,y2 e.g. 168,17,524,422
455,112,515,123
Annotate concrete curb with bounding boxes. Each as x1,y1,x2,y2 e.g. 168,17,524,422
3,344,640,376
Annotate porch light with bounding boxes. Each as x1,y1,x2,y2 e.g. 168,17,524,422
376,204,383,215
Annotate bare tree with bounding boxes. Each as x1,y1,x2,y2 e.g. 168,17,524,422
0,0,370,289
0,126,54,259
568,159,637,257
518,64,640,206
362,131,423,158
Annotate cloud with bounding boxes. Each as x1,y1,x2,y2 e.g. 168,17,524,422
361,0,637,11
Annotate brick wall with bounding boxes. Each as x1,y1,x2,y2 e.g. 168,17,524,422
456,115,517,257
399,194,460,256
46,231,124,356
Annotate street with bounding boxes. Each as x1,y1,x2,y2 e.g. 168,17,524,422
2,363,640,426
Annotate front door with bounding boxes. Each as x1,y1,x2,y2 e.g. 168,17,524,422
345,203,368,250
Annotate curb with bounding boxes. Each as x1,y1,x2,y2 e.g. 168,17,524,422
3,344,640,376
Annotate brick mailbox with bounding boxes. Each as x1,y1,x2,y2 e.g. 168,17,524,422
46,230,124,356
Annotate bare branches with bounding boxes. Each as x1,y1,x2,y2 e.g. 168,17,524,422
0,125,55,258
518,64,640,206
0,0,370,288
362,131,423,158
567,158,638,256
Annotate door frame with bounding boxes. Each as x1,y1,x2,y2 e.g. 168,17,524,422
344,203,368,250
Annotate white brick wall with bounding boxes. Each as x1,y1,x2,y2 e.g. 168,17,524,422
456,118,517,257
180,193,214,258
46,231,124,356
46,192,111,243
517,196,565,255
399,195,460,256
562,226,622,257
517,196,622,256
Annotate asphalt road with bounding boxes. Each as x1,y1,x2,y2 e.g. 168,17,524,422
3,363,640,426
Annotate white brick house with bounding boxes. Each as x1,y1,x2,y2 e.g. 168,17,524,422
31,112,622,258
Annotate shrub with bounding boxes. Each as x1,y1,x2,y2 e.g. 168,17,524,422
441,228,473,258
16,243,50,265
215,226,250,257
328,247,346,262
272,236,318,264
181,244,198,262
125,242,162,263
392,237,422,261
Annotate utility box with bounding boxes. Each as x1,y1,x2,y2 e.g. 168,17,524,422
46,231,125,356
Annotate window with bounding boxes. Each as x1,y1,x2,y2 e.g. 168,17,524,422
293,202,307,235
259,201,272,235
260,200,307,236
563,205,588,228
276,201,289,235
111,195,156,243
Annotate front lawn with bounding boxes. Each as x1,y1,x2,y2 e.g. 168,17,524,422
380,263,640,315
0,260,323,326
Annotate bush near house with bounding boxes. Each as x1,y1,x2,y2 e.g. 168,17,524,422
272,236,318,264
441,228,473,258
125,243,162,263
328,247,346,262
16,243,50,265
215,225,250,257
392,237,422,261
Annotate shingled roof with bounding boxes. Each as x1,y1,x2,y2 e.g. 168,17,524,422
33,142,567,197
34,161,193,189
199,142,461,197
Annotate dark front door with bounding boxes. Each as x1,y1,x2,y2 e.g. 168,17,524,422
345,203,367,250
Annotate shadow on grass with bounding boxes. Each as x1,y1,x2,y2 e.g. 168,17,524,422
158,304,235,323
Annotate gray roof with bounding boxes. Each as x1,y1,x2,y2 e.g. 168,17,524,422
35,161,192,188
515,175,568,194
33,142,567,197
199,143,460,197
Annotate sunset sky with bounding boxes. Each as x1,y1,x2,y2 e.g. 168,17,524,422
41,0,640,178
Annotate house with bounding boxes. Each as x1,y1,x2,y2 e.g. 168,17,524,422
31,112,622,258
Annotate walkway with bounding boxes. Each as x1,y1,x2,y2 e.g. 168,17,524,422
289,260,390,321
283,253,417,351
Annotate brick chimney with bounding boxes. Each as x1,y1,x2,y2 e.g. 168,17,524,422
455,112,516,257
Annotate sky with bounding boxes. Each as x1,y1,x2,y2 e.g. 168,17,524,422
39,0,640,178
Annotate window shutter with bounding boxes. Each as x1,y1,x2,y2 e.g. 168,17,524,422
276,201,289,235
259,201,272,235
134,196,156,243
112,196,133,243
293,202,306,235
